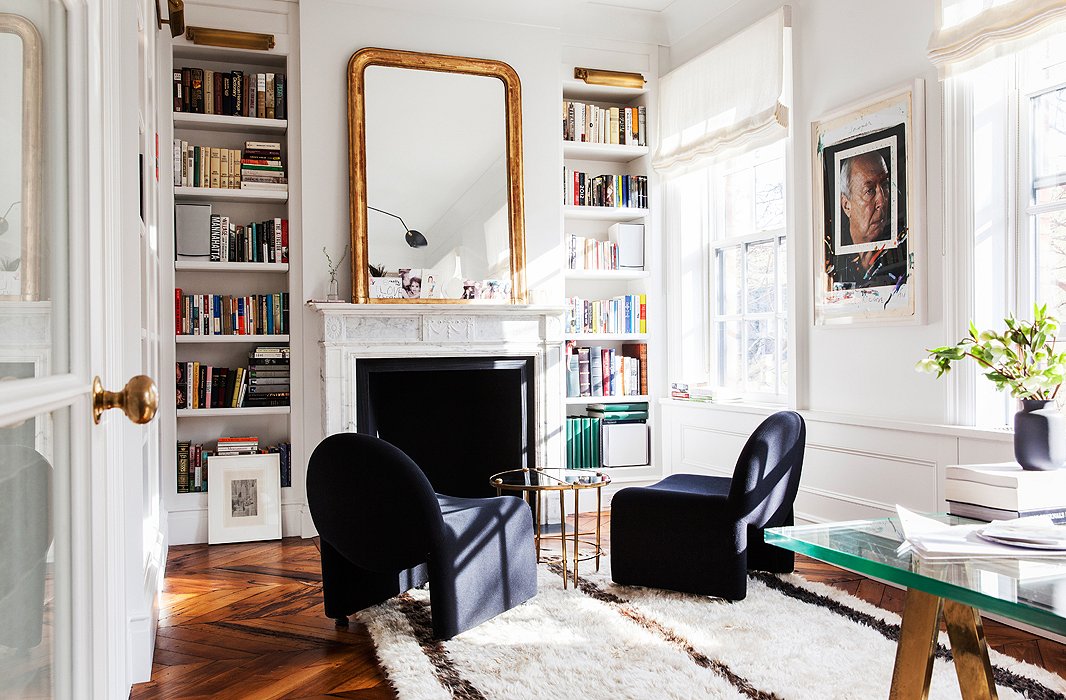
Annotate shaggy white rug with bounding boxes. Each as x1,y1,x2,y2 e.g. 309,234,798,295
358,562,1066,700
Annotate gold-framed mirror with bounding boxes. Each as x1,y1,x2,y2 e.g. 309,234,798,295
346,47,527,304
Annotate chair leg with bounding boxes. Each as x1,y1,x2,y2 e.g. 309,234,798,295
746,517,795,574
319,539,427,619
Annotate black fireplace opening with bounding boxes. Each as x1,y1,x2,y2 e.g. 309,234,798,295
355,356,535,499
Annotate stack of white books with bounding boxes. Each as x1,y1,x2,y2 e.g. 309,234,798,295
945,463,1066,521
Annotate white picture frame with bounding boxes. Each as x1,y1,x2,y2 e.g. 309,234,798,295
811,79,925,326
208,453,282,545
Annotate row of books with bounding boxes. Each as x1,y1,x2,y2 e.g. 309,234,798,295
563,170,648,209
175,349,290,409
173,67,286,119
248,346,291,407
172,141,287,191
567,417,603,469
175,439,292,493
567,344,647,397
566,234,621,271
567,295,647,335
174,291,290,336
209,215,289,264
562,102,646,147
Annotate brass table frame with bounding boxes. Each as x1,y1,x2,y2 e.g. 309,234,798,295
891,588,997,700
490,468,610,588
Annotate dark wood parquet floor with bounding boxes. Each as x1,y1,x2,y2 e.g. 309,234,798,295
130,515,1066,699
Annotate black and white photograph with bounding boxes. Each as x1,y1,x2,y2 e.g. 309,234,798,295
812,81,924,325
230,478,258,518
208,453,281,544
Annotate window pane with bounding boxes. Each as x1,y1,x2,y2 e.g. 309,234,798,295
718,320,742,389
1031,86,1066,205
778,316,789,394
1035,209,1066,317
717,246,741,315
723,168,753,237
746,319,776,393
777,236,788,310
745,240,775,313
755,156,785,231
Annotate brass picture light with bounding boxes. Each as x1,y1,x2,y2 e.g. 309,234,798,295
574,67,645,89
185,26,276,51
155,0,185,38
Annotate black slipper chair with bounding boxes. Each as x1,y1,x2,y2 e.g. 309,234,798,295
307,433,537,639
610,410,806,600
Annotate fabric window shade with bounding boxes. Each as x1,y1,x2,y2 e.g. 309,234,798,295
928,0,1066,77
653,8,790,174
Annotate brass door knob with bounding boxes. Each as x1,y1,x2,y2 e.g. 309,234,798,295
92,375,159,424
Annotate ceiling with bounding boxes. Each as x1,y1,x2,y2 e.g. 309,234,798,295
330,0,744,46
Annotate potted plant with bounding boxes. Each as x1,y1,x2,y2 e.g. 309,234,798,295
917,304,1066,470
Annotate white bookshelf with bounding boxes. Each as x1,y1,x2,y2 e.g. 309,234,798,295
562,67,657,479
161,22,300,544
175,186,287,203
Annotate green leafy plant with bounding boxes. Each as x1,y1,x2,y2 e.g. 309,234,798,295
917,304,1066,400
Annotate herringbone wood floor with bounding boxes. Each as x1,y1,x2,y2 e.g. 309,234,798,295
130,515,1066,699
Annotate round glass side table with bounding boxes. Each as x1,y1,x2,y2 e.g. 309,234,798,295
489,467,611,589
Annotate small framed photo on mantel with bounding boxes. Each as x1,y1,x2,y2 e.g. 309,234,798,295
208,453,282,545
811,79,925,326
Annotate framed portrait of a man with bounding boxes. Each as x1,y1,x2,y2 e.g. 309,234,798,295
812,81,924,325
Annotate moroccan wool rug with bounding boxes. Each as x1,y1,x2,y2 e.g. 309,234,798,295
359,562,1066,700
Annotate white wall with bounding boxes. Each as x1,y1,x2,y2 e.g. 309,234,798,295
298,0,564,475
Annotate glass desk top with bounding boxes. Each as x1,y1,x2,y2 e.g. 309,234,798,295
489,468,611,492
765,515,1066,635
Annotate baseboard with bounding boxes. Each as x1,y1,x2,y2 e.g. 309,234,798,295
128,523,167,684
167,503,305,545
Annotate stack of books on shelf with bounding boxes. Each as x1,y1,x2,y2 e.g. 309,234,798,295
566,341,647,397
567,294,646,335
562,170,647,208
174,291,290,336
566,402,650,469
173,67,286,119
567,234,619,271
562,101,646,146
209,215,289,263
173,142,243,189
945,463,1066,521
241,141,287,192
246,346,290,407
175,362,248,409
175,437,292,493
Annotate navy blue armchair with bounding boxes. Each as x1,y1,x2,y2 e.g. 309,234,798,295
307,433,537,639
610,411,805,601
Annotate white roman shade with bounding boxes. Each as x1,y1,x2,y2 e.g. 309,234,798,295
652,7,790,173
928,0,1066,77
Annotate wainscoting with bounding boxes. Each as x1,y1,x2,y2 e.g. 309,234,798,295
659,399,1015,524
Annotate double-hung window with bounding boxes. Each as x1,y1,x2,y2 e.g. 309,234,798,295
938,4,1066,425
710,141,787,398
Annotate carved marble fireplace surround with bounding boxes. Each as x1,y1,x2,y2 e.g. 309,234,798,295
311,303,567,469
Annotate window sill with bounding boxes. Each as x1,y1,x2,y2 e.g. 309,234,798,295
659,399,1015,442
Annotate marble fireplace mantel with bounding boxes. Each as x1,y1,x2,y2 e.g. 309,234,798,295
310,302,568,467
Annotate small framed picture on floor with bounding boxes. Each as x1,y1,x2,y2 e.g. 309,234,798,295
208,453,282,544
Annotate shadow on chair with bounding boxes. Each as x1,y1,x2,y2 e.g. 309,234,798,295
306,433,538,639
610,410,806,600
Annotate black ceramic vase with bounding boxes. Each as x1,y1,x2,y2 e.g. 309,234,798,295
1014,399,1066,471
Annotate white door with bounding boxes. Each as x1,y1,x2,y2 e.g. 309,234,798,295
0,0,160,698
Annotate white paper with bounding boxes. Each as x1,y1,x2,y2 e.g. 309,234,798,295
895,505,1066,559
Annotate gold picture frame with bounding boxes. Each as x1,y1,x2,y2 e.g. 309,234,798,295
346,47,527,304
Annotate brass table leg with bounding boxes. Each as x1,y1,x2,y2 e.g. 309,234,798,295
889,590,999,700
595,485,602,571
534,490,542,563
559,489,568,589
943,600,998,700
890,588,941,700
573,487,580,588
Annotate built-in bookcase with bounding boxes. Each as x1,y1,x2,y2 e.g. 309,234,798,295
561,73,659,484
159,25,300,544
